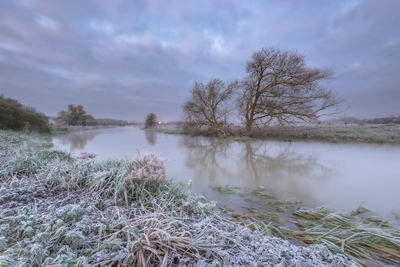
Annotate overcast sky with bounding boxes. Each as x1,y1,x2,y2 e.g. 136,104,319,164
1,0,399,120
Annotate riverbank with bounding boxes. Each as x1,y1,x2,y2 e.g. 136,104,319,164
50,125,125,135
214,186,400,266
0,131,357,266
149,123,400,144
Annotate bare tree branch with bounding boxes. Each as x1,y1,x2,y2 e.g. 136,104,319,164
237,48,341,133
183,79,236,134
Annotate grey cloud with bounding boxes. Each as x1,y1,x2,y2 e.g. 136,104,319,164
0,0,399,120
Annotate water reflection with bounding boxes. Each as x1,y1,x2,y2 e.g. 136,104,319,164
144,130,157,145
180,136,332,204
181,136,231,175
240,141,316,182
51,126,400,218
241,142,336,204
55,131,98,151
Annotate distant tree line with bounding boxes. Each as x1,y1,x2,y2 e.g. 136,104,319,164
0,95,49,132
326,116,400,125
183,47,341,135
93,118,128,126
55,104,128,127
364,116,400,124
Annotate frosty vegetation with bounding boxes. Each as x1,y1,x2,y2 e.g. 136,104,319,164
0,131,356,266
131,153,166,182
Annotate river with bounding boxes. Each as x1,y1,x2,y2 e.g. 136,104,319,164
52,126,400,220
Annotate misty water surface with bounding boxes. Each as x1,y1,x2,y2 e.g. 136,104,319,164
52,126,400,219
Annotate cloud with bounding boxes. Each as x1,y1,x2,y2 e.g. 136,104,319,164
89,21,115,35
36,15,58,31
0,0,399,120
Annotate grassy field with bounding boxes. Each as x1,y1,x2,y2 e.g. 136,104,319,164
0,131,356,266
251,124,400,144
150,123,400,144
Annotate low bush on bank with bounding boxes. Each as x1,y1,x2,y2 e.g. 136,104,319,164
0,95,49,133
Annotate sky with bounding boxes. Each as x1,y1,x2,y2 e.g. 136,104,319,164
0,0,399,121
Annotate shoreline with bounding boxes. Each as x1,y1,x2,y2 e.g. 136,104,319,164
1,131,399,266
50,125,127,135
148,123,400,144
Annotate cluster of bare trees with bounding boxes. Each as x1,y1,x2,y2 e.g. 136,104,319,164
183,47,341,135
183,79,236,135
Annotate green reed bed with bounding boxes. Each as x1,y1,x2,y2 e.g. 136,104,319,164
228,187,400,266
290,208,400,266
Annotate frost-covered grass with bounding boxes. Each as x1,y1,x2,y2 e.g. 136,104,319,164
0,131,356,266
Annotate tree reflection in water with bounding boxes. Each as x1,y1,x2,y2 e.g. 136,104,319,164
50,127,400,218
54,131,98,151
180,136,233,183
180,136,333,204
144,130,157,145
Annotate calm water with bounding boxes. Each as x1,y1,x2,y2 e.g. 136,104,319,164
52,126,400,219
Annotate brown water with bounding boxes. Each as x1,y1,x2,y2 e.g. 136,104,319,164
52,126,400,220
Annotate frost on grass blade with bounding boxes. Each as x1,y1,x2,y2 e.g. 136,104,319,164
130,153,166,182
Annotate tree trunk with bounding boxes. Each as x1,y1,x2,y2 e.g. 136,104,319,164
245,119,253,135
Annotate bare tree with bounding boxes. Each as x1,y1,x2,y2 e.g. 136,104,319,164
238,48,341,133
183,79,236,134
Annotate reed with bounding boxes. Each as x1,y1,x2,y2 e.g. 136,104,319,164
241,205,400,266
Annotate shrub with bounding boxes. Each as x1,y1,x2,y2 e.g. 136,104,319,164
0,95,49,133
130,153,166,182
